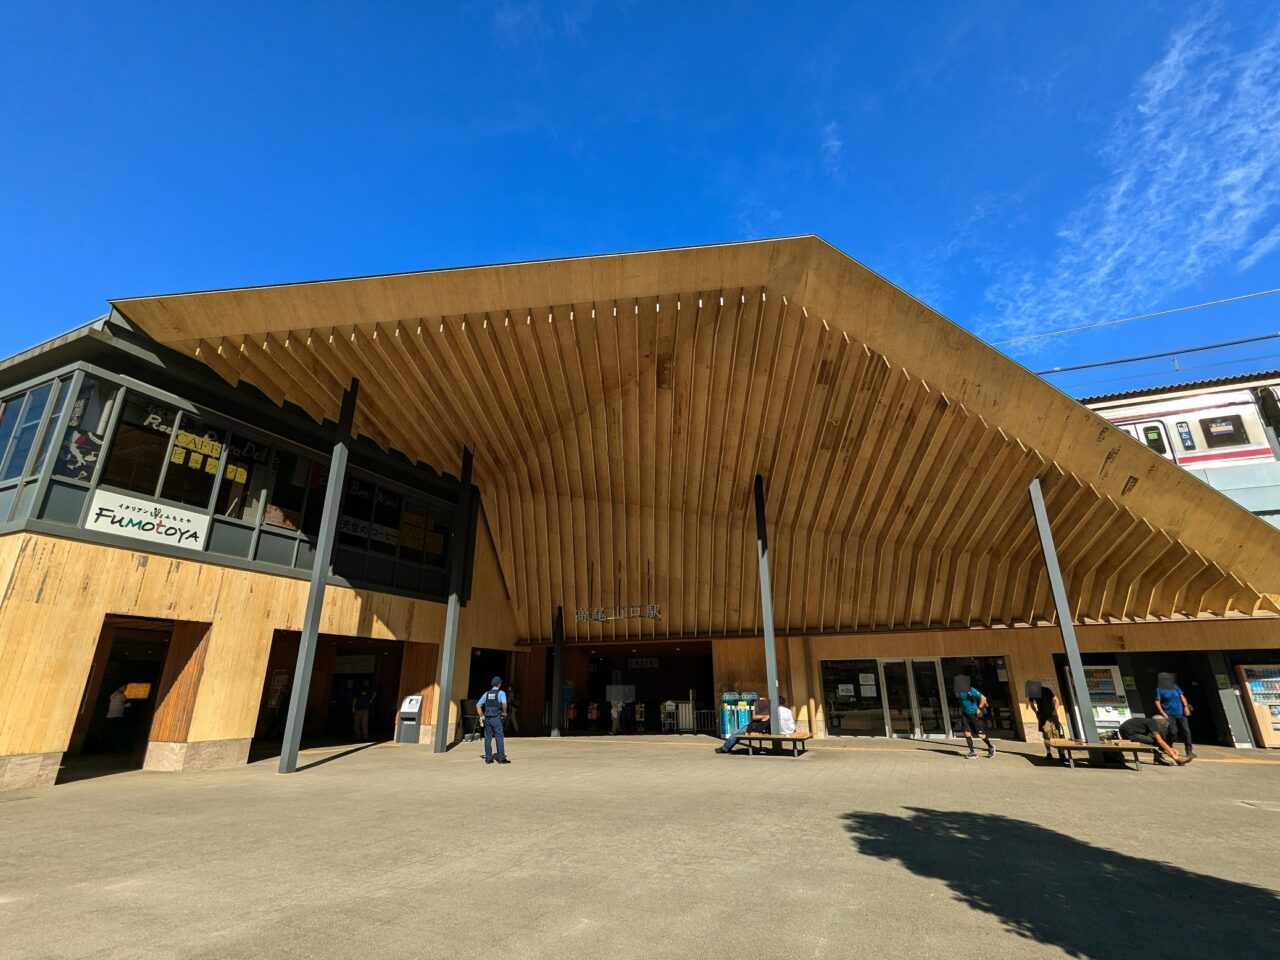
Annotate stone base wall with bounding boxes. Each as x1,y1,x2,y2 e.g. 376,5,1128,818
143,738,251,773
0,752,62,791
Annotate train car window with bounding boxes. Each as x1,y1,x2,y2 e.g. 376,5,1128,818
1175,421,1196,450
1141,424,1168,455
1199,414,1249,448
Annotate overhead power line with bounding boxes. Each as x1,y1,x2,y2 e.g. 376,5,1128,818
993,286,1280,346
1060,351,1280,393
1036,332,1280,375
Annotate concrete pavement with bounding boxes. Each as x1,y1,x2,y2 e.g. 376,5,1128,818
2,735,1278,959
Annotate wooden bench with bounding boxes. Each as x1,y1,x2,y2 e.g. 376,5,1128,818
1047,738,1160,771
732,733,813,757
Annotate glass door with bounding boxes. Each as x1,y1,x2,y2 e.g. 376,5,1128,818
880,660,914,736
910,659,951,738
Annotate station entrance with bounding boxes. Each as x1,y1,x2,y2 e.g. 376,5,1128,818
550,641,715,734
65,615,205,781
253,631,404,754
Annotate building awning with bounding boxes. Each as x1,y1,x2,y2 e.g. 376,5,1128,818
111,236,1280,641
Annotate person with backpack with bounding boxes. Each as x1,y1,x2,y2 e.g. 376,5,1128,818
955,680,995,759
475,676,510,765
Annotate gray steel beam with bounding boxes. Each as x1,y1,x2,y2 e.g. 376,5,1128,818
1029,477,1100,743
550,605,565,737
432,447,474,753
278,380,359,774
754,475,782,735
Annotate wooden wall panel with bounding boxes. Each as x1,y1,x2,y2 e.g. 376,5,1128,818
149,621,210,743
0,507,519,757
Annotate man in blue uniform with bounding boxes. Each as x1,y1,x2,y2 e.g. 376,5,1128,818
476,676,510,765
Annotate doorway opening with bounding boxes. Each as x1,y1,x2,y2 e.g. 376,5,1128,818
549,641,715,735
64,615,206,782
252,631,404,758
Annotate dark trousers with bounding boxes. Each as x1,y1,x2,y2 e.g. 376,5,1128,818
1167,715,1192,752
483,715,506,761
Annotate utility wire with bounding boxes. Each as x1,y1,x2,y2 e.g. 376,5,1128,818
1060,352,1280,393
993,287,1280,346
1036,332,1280,375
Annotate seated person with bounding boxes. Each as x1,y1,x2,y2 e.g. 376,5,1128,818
1118,716,1190,765
717,695,771,753
776,695,797,735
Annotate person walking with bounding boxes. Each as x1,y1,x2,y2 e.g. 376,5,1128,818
1154,675,1193,759
1030,683,1063,758
956,682,996,759
476,676,510,764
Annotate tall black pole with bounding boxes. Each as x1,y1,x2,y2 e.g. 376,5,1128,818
754,475,782,735
432,447,474,753
279,380,359,774
550,605,565,737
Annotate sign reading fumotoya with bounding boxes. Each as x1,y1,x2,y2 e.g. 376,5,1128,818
85,490,211,550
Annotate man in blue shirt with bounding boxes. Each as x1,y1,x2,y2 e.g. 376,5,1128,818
1154,678,1193,759
956,684,995,759
476,677,510,765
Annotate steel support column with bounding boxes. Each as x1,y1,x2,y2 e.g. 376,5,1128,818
432,448,474,753
550,605,565,737
279,380,359,774
753,475,782,735
1029,477,1099,743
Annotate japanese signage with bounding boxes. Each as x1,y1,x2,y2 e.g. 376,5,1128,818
85,490,211,550
575,603,663,623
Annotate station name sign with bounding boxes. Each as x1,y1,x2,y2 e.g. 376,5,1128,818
575,603,662,623
85,490,211,550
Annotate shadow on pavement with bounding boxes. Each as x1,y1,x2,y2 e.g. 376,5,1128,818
842,807,1280,957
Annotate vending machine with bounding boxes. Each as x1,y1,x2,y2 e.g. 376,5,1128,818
1066,665,1133,735
1237,664,1280,749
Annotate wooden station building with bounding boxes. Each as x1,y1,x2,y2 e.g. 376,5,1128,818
2,237,1279,790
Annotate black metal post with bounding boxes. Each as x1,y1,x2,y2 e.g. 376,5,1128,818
279,380,359,774
754,475,782,735
550,605,565,737
1029,477,1099,743
432,448,473,753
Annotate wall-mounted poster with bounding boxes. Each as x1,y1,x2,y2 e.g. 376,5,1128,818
85,490,211,550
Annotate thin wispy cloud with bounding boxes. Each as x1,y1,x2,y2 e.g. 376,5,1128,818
982,11,1280,352
734,196,783,240
820,121,844,181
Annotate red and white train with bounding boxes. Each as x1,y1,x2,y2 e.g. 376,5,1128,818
1084,372,1280,469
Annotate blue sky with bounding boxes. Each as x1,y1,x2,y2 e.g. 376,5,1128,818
2,1,1279,396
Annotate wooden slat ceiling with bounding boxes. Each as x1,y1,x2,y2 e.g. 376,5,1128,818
112,238,1280,642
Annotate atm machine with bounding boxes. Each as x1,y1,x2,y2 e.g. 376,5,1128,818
396,695,423,744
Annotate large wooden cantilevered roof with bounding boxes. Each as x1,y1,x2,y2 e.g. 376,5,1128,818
113,237,1280,642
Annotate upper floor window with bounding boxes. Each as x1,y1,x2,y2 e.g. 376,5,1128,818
0,381,55,481
214,433,272,522
100,396,177,495
160,415,227,507
52,377,119,482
